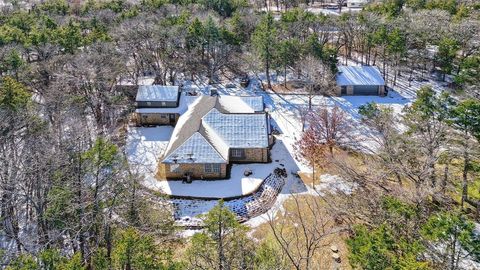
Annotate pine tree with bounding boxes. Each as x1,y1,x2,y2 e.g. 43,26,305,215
185,201,255,269
252,13,277,89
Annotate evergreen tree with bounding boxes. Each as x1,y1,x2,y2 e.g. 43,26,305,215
112,227,176,270
276,39,300,87
402,86,453,187
252,13,277,89
185,201,255,269
437,37,459,81
422,212,480,270
348,197,430,270
0,76,30,111
449,99,480,208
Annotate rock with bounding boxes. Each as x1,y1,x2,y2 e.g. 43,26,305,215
332,253,341,263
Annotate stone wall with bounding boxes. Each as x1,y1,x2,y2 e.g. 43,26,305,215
243,148,269,163
160,163,227,180
229,148,269,163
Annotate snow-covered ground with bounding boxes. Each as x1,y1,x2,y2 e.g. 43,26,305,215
126,124,294,199
125,66,448,228
144,161,273,198
174,138,298,231
126,126,173,175
126,127,286,199
260,5,363,17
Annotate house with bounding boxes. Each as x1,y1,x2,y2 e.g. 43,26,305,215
335,66,386,96
157,95,272,180
347,0,371,8
135,85,184,125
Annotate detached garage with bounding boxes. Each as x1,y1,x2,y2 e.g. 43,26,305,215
336,66,386,96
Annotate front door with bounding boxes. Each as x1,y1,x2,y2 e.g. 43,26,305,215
169,114,176,125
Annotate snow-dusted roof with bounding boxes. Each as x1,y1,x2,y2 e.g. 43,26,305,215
163,132,226,164
216,96,264,113
135,93,199,114
136,85,179,102
336,66,385,86
161,95,268,164
162,96,217,163
348,0,369,3
203,109,269,149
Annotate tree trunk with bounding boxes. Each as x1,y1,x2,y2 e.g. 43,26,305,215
461,136,469,209
312,162,315,189
429,148,436,188
266,58,272,89
218,210,224,270
441,162,449,194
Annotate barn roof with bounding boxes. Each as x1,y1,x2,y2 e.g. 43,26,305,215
336,66,385,86
136,85,179,102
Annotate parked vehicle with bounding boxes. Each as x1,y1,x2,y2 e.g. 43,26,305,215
240,76,250,87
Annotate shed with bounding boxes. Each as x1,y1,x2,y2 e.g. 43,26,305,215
336,66,386,96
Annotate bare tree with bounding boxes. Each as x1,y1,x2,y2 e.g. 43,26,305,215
300,56,337,109
268,195,346,270
337,0,346,13
306,105,352,154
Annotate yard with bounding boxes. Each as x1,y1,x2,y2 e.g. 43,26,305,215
125,68,447,228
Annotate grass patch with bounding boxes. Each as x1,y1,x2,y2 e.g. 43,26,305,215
250,194,352,269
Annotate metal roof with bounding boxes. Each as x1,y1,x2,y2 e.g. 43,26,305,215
202,109,269,149
336,66,385,86
136,85,179,102
163,132,225,164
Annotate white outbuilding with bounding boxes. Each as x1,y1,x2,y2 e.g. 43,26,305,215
336,66,386,96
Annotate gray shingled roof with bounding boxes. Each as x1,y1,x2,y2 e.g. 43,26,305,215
136,85,179,102
162,96,217,163
203,109,269,148
163,132,225,163
336,66,385,86
216,96,264,113
161,95,268,164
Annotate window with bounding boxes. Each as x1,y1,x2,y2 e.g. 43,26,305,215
170,164,180,173
146,101,152,106
341,86,347,95
161,101,166,107
231,149,245,158
160,115,167,119
205,164,221,173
